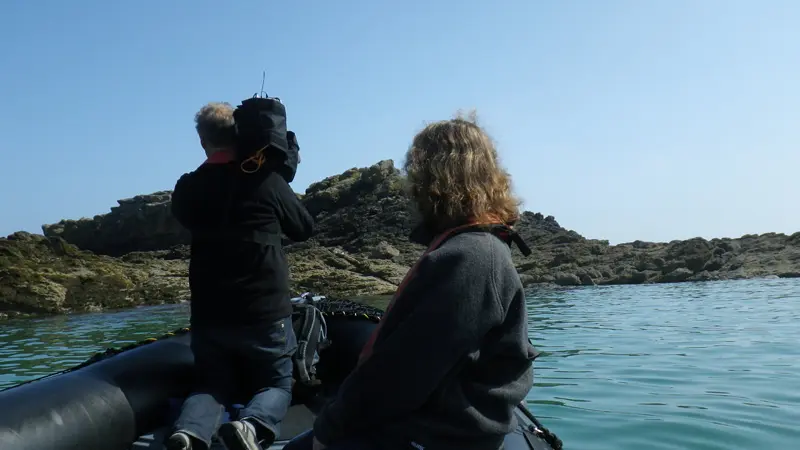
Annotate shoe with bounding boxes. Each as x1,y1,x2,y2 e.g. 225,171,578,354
165,432,192,450
218,420,263,450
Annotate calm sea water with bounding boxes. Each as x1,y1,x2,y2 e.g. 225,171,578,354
1,279,799,449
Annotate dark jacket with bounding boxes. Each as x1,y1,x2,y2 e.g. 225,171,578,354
313,226,538,450
171,156,314,328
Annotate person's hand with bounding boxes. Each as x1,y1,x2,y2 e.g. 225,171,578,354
312,437,327,450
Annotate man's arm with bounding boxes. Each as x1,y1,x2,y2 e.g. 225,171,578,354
271,174,314,242
312,241,505,445
170,171,203,230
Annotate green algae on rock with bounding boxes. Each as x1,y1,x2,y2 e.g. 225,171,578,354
0,232,188,318
3,159,799,317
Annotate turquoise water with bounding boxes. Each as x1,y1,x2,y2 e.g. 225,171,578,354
526,278,800,449
2,279,799,448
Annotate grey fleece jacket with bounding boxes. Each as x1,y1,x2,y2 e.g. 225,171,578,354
313,228,539,450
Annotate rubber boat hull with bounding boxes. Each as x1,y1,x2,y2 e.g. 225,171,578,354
0,300,557,450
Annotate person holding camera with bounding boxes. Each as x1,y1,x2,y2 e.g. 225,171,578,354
166,100,314,450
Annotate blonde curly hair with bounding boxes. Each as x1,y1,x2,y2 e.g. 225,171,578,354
403,110,521,230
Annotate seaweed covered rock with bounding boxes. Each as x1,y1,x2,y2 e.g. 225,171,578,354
5,159,799,317
0,232,188,318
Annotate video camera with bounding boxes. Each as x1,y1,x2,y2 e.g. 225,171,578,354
232,95,300,183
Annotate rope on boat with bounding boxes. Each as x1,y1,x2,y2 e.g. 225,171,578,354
518,400,564,450
1,298,384,392
536,425,563,450
0,327,194,391
313,297,384,321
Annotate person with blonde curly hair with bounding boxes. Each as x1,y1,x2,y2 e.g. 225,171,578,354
404,110,522,231
286,112,538,450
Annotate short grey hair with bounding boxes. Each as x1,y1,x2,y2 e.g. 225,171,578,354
195,102,235,147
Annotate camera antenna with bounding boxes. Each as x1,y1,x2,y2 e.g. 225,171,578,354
260,70,267,98
253,70,281,103
253,70,268,98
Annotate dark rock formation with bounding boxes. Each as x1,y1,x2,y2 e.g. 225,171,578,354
42,191,190,256
3,159,798,317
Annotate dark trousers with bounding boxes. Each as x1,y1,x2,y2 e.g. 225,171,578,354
172,316,297,449
283,430,379,450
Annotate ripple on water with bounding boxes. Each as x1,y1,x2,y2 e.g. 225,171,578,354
526,278,800,450
0,304,190,389
2,281,800,449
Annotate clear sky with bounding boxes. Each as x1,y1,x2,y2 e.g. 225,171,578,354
1,0,798,244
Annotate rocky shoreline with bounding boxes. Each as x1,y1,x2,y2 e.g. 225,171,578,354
2,160,799,318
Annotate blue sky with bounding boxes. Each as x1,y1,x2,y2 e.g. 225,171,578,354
1,0,798,244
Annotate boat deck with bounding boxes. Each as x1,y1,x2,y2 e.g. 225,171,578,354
132,405,315,450
131,403,553,450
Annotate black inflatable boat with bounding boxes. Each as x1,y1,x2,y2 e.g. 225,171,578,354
0,298,561,450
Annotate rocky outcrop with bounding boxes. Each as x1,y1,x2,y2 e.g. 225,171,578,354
42,191,190,257
0,232,188,318
3,159,799,317
513,233,800,287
